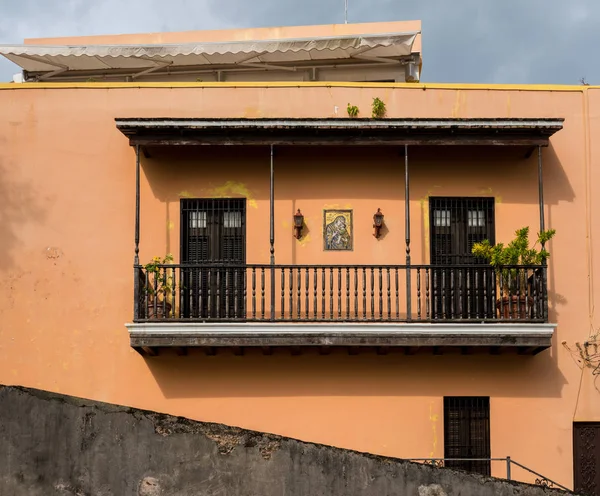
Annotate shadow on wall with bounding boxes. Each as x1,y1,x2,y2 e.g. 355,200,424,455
0,159,46,270
140,144,574,205
142,351,567,400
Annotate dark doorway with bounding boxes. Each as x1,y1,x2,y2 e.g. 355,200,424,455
180,198,246,319
429,197,495,320
444,396,491,476
574,422,600,495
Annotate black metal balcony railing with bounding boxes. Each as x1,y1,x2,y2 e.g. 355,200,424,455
133,264,548,323
407,457,569,491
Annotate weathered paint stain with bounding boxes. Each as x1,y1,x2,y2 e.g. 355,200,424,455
243,106,262,118
206,181,258,208
478,188,501,203
178,191,194,198
429,403,438,458
419,188,441,251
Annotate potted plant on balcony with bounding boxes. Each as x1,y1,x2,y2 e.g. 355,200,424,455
144,253,174,319
471,227,556,319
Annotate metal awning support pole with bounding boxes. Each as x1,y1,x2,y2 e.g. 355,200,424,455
133,145,141,320
537,145,545,236
405,145,412,321
270,144,275,321
537,145,548,321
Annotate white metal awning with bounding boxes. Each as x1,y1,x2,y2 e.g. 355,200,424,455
0,32,419,78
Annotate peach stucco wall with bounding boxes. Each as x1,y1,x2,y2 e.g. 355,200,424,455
0,82,598,488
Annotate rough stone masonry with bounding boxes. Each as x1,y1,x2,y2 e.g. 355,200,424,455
0,385,576,495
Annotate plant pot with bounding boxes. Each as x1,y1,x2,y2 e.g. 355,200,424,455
147,300,172,319
496,295,533,320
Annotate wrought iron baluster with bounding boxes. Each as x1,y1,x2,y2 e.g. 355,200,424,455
466,270,471,321
216,270,221,319
281,269,285,321
314,269,318,320
305,268,310,320
233,267,242,319
346,268,351,320
322,268,326,320
179,267,184,320
387,268,391,320
207,269,212,320
354,268,358,319
243,267,247,320
416,268,421,320
224,270,230,319
162,267,168,318
297,268,302,320
483,268,488,319
542,264,548,322
170,267,176,319
260,268,265,320
516,267,521,320
474,268,480,319
378,268,383,320
395,268,399,319
330,268,334,320
441,269,446,319
252,268,256,320
425,268,430,320
338,268,342,319
289,267,294,321
450,268,455,319
532,267,538,320
233,268,239,319
153,267,158,318
507,270,513,320
523,268,529,320
370,267,375,320
362,268,367,320
458,268,463,319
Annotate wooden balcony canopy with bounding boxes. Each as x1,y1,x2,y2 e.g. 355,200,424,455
115,117,564,147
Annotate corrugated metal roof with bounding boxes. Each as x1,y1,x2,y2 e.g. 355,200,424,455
0,32,418,75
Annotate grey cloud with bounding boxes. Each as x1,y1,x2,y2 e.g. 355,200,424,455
0,0,598,84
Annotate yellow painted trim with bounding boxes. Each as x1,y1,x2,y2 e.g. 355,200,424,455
0,81,599,91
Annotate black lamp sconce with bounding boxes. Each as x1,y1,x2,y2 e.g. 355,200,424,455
294,209,305,239
373,208,384,238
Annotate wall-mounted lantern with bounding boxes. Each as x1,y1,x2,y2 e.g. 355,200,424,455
373,208,384,238
294,209,305,239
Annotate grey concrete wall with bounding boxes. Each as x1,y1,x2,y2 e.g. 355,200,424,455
0,385,573,496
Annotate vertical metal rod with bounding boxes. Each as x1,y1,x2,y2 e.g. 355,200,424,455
344,0,348,23
537,145,545,238
537,145,549,322
133,145,141,320
270,145,275,320
405,145,412,320
506,456,511,481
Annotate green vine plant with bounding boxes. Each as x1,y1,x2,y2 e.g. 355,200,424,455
347,103,359,118
144,253,175,304
471,227,556,295
371,97,386,118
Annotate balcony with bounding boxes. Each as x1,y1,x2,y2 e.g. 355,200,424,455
118,117,562,356
128,262,552,355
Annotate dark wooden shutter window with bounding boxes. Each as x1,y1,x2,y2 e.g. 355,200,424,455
429,198,495,320
444,396,491,476
180,198,246,319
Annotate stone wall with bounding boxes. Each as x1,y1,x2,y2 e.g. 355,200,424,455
0,385,574,495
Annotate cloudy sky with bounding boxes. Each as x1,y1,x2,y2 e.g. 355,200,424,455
0,0,597,84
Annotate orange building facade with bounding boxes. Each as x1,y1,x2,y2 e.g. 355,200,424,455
1,22,599,493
